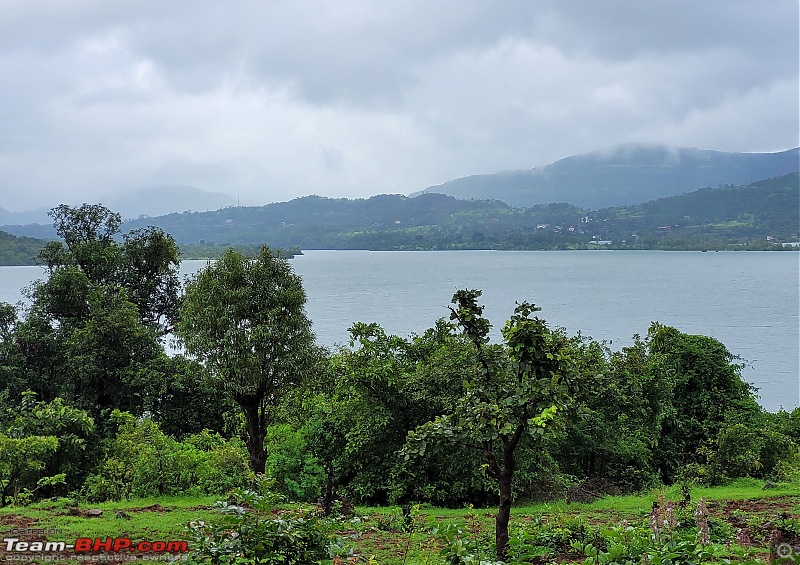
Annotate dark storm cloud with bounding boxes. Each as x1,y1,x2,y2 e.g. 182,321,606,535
0,0,796,211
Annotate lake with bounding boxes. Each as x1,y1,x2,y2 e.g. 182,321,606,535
1,250,798,412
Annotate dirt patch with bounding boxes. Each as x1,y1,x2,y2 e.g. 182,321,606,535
126,503,170,513
0,515,38,528
707,496,799,516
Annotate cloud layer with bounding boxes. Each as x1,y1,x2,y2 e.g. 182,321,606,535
1,0,797,210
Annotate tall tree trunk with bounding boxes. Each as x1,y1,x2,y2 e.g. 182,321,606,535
496,471,512,560
496,444,516,561
242,403,267,474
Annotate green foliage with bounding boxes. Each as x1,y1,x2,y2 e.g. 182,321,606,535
265,424,326,502
176,246,323,474
429,518,502,565
85,412,252,502
301,320,486,507
0,230,47,266
556,322,770,491
506,514,597,560
37,203,180,333
0,434,59,506
647,323,761,483
404,290,577,560
186,478,340,564
572,525,762,565
1,204,186,437
0,391,93,505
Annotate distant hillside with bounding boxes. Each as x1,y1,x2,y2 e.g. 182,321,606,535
3,174,797,255
121,193,503,248
0,231,48,266
107,174,797,251
590,173,799,248
412,145,799,208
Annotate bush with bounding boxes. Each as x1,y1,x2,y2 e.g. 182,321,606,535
265,424,325,502
186,477,341,564
83,412,252,501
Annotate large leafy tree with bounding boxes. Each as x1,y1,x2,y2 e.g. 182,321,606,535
37,204,180,334
646,323,760,481
175,246,322,473
404,290,577,560
301,320,487,507
1,204,198,431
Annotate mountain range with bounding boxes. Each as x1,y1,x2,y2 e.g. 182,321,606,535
412,144,799,208
1,173,797,263
1,144,797,248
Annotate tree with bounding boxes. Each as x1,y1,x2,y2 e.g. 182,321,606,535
7,204,186,421
37,204,180,334
554,334,672,492
47,203,122,283
645,323,760,482
175,246,322,473
404,290,577,560
302,320,487,507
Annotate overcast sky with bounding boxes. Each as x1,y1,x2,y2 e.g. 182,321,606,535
1,0,798,211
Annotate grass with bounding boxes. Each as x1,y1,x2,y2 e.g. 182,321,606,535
0,480,798,563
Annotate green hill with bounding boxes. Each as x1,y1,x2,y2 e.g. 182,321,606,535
0,230,48,265
2,174,797,258
114,174,798,251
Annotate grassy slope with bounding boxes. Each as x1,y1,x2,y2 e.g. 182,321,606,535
0,479,797,563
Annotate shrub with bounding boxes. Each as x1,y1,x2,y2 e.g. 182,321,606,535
265,424,326,502
186,477,341,564
84,412,252,501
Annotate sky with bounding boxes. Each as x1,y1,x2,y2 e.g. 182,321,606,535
1,0,798,212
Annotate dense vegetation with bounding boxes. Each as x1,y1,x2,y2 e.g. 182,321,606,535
0,230,49,265
0,204,797,562
0,231,301,266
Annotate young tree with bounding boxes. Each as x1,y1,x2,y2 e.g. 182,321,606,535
404,290,577,560
175,246,322,473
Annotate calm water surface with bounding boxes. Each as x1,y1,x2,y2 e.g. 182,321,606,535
1,251,798,411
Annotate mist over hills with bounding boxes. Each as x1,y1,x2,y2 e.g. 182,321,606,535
412,144,800,208
0,185,235,227
105,185,236,219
